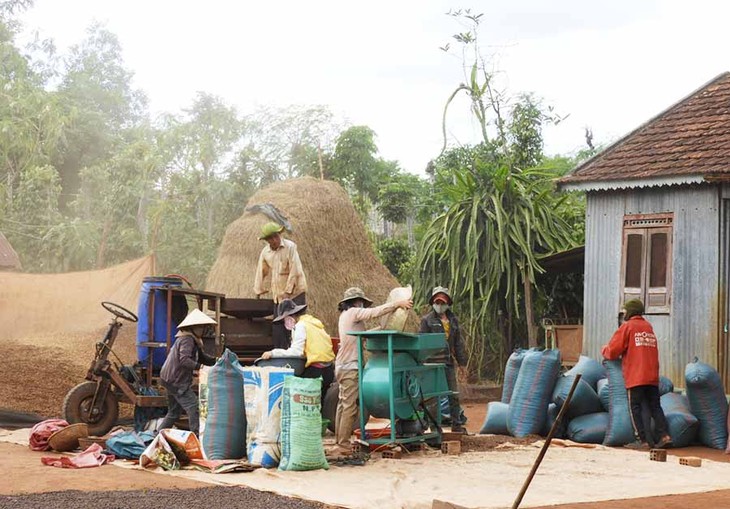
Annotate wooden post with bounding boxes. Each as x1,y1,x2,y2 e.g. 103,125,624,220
523,269,538,348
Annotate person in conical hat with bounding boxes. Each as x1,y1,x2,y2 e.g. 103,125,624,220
159,308,218,436
253,221,308,350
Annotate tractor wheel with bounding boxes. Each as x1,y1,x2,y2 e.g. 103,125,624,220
62,382,119,436
322,381,368,433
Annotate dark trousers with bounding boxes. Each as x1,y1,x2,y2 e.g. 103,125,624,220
302,363,335,403
272,292,306,349
446,364,463,426
160,381,200,436
628,384,668,444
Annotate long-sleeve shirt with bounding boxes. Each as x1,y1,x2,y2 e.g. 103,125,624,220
419,310,467,366
336,302,399,372
601,315,660,388
271,314,335,367
160,332,216,389
253,238,307,303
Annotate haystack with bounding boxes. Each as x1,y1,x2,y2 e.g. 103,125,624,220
206,177,403,333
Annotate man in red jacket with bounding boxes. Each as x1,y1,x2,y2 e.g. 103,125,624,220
602,299,672,450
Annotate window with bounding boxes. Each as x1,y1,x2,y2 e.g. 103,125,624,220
620,213,673,314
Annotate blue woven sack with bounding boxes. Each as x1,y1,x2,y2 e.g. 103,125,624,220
565,356,606,390
501,349,528,404
479,401,509,435
541,402,567,438
552,374,603,419
596,378,610,412
685,359,728,450
602,359,635,446
507,349,561,437
202,349,246,459
659,392,698,448
658,376,674,396
568,412,609,444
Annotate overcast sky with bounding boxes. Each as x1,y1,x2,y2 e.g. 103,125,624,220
19,0,730,175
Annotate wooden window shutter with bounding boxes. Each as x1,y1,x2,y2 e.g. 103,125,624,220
645,227,672,313
621,228,646,304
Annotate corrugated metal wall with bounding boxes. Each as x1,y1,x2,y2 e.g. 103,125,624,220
583,184,720,386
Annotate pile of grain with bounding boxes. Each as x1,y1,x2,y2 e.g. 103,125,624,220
206,177,410,333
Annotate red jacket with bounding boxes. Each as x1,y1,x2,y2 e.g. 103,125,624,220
601,316,660,389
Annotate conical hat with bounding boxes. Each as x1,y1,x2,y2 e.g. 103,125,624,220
177,308,217,329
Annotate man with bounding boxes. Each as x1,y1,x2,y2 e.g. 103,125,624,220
419,286,467,433
602,298,673,450
334,287,412,454
253,221,307,349
159,308,217,436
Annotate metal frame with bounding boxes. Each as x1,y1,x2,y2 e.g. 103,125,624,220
355,330,447,447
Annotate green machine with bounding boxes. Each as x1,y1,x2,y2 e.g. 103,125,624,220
353,330,452,447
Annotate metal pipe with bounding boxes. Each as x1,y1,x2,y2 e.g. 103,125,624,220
511,373,583,509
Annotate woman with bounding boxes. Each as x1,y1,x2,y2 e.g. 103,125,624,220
262,299,335,401
334,287,412,453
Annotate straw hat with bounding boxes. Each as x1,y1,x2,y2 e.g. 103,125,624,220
178,308,217,329
273,299,308,322
429,286,452,305
338,287,373,307
258,222,285,240
48,423,88,452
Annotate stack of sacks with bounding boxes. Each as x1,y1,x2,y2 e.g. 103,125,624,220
685,359,728,450
659,392,698,448
480,349,529,435
551,356,605,443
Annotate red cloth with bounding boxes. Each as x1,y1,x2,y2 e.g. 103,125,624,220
29,419,69,451
601,316,660,388
41,443,115,469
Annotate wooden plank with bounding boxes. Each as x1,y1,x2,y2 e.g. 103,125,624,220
221,298,275,318
220,316,272,336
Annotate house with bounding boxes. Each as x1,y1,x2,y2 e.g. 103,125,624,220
0,231,21,271
558,72,730,389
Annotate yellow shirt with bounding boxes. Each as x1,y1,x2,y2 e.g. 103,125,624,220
253,238,307,303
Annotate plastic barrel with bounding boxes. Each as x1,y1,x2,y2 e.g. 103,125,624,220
136,276,185,368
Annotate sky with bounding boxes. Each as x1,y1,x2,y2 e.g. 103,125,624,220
18,0,730,175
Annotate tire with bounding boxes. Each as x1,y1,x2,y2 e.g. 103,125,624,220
62,381,119,436
322,381,368,433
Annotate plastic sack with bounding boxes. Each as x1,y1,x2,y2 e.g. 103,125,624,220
203,349,246,460
29,419,69,451
541,403,567,438
379,286,412,331
279,377,329,471
140,429,204,470
658,376,674,396
501,349,528,404
565,356,606,390
507,349,561,437
198,365,210,440
602,359,635,446
243,366,294,467
659,392,698,449
479,401,509,435
105,430,155,460
568,412,609,444
596,378,610,412
552,374,603,419
685,359,728,450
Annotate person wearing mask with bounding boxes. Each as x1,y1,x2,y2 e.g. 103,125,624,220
419,286,467,433
254,222,308,349
261,299,335,402
333,287,413,454
159,309,217,436
602,298,673,450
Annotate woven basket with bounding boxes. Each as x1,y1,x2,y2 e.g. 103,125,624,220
48,423,89,452
78,436,107,451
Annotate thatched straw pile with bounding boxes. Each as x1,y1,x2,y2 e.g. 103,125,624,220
206,177,403,333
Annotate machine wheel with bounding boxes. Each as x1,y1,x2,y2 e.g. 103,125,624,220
62,382,119,436
322,382,368,433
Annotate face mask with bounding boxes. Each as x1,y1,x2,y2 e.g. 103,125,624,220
433,303,449,314
284,316,297,330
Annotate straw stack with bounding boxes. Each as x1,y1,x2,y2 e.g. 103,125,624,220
206,177,407,333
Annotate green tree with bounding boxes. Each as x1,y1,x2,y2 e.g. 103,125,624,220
331,125,384,214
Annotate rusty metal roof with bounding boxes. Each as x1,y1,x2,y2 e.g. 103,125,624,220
0,231,22,270
559,72,730,189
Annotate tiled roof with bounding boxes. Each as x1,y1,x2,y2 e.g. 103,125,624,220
560,72,730,186
0,231,21,270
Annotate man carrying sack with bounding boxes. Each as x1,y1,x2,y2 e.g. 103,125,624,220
253,221,308,349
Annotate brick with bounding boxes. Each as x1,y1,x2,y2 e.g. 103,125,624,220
649,449,667,462
441,441,461,455
382,449,402,459
679,456,702,467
